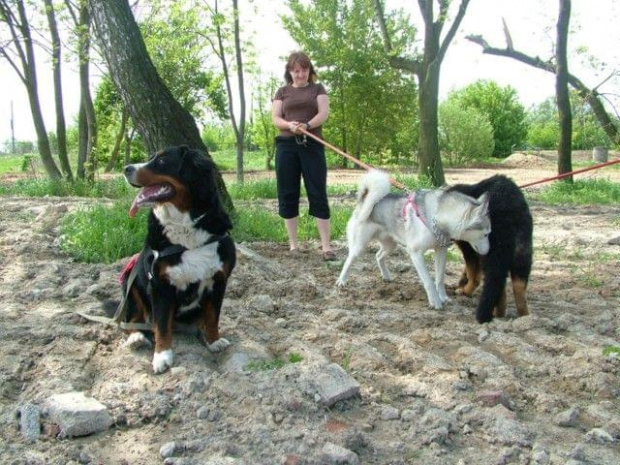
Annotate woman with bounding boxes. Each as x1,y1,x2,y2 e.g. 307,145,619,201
271,51,336,261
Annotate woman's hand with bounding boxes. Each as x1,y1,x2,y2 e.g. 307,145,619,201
289,121,302,134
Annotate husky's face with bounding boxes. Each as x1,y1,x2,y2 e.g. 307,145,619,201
457,192,491,255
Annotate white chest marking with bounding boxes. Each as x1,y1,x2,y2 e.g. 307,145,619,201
154,204,211,249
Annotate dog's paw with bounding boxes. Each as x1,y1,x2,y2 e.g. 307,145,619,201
124,332,152,349
207,338,231,353
152,350,174,374
335,278,346,288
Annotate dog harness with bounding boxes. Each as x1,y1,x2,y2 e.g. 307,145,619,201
402,192,452,248
76,232,229,330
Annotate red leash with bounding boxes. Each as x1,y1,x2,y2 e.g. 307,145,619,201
518,158,620,188
298,126,619,190
298,127,411,192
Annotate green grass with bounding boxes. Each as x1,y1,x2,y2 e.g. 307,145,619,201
0,154,25,174
603,346,620,357
231,204,353,243
531,178,620,205
0,177,133,199
60,201,147,263
245,352,304,372
211,149,268,172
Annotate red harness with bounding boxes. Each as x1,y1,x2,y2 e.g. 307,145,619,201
402,193,428,228
119,253,140,285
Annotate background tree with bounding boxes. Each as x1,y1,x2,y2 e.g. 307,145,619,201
43,0,73,180
374,0,471,186
0,0,62,179
438,99,494,165
556,0,572,179
466,15,620,150
199,0,248,182
88,0,233,210
283,0,418,166
526,92,614,150
251,76,279,170
447,80,528,157
64,0,98,180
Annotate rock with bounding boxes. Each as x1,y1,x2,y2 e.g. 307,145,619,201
306,363,361,407
320,443,360,465
18,403,41,442
221,352,251,373
160,442,178,458
475,391,513,410
585,428,615,444
246,294,276,314
380,406,400,421
45,392,113,438
554,407,579,427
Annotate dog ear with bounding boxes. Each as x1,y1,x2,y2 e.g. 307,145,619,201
476,192,490,215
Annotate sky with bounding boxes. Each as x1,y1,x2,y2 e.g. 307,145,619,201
0,0,618,145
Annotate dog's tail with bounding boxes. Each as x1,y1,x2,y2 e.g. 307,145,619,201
355,169,391,222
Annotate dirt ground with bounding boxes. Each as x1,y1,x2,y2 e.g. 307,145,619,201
0,151,619,464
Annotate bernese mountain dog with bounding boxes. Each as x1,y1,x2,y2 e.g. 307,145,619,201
449,175,533,324
121,145,236,373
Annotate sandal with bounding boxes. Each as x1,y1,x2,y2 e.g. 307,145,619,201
322,250,337,261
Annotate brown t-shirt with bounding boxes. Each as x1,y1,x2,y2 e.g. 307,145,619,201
274,83,326,137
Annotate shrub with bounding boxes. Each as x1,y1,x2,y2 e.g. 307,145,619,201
439,100,495,165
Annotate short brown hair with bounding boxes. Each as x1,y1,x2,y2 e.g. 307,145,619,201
284,51,318,85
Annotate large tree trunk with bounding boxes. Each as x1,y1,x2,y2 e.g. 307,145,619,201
88,0,233,210
374,0,470,186
44,0,73,181
417,60,444,184
78,2,97,181
0,0,62,180
556,0,572,179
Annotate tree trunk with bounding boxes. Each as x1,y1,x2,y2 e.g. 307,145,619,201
44,0,73,181
232,0,246,183
88,0,233,211
417,60,445,185
0,0,62,180
556,0,572,179
78,2,97,181
105,107,129,172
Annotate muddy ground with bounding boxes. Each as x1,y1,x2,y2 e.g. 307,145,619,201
0,152,619,465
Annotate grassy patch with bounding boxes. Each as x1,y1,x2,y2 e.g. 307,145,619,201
0,154,25,174
232,204,353,243
245,352,304,372
0,177,132,199
60,201,147,263
211,149,268,172
531,179,620,205
603,346,620,357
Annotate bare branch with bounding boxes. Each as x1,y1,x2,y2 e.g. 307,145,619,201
502,17,513,50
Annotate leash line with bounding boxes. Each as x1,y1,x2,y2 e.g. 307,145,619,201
518,158,620,188
298,127,619,190
298,127,411,192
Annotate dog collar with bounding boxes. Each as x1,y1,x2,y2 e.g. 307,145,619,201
402,192,452,248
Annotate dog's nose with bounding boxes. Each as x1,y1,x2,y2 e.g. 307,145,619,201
124,165,135,176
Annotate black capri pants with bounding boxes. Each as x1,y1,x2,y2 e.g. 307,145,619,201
275,136,330,220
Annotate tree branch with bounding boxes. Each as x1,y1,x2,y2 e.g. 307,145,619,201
466,34,620,145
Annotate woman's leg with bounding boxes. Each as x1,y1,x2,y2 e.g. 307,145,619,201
275,139,302,251
285,217,300,251
300,142,332,253
316,217,332,253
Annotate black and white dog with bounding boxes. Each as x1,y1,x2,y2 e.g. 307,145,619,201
121,145,236,373
337,170,491,310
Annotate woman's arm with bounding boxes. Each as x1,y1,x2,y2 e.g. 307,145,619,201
307,94,329,129
272,99,300,132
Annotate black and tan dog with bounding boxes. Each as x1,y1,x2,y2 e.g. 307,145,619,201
449,175,533,324
121,145,235,373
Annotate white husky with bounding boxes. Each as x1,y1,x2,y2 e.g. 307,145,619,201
336,170,491,309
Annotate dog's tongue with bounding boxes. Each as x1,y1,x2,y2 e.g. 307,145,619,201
129,186,161,217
